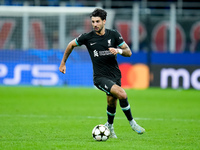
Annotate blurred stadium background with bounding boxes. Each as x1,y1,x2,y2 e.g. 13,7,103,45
0,0,200,90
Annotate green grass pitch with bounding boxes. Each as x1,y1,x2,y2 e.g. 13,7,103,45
0,86,199,150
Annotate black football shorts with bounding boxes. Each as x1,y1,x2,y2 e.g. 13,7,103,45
94,77,121,96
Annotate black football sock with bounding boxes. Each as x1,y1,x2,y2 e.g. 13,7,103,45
107,105,116,124
119,98,133,121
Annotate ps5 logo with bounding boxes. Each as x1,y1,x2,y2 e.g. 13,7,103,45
0,64,58,85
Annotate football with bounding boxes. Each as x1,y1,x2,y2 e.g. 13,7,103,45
92,124,110,141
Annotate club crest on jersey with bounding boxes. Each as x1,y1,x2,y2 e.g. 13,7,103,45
108,39,111,46
93,50,99,57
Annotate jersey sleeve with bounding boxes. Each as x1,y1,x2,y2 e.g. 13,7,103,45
75,33,86,46
114,30,125,47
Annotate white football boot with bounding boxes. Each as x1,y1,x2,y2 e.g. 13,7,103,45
130,119,145,134
105,122,117,138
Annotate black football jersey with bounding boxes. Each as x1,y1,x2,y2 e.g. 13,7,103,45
75,29,125,80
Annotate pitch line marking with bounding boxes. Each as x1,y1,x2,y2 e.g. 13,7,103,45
87,116,200,122
0,114,199,123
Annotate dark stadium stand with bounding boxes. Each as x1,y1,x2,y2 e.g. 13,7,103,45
1,0,200,9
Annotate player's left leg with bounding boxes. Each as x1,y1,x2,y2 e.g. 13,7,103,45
110,84,145,134
94,77,145,135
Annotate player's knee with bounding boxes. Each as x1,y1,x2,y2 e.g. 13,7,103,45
111,85,127,100
118,91,127,100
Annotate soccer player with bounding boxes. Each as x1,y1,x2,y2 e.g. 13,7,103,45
59,8,145,138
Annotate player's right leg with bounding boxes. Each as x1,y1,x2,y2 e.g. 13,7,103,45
94,77,118,138
105,121,117,138
105,95,117,138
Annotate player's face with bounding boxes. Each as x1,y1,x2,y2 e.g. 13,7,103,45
91,16,106,34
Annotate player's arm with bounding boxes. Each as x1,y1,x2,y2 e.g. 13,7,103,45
109,42,132,57
59,39,78,74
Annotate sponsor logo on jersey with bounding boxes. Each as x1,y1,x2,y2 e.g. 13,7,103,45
99,51,112,56
93,50,113,57
93,50,99,57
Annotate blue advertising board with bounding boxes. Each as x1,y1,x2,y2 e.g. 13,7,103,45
0,50,93,86
0,50,200,89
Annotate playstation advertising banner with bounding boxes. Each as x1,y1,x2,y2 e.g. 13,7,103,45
0,50,93,87
0,50,200,90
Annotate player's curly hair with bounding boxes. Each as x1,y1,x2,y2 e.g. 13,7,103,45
90,8,107,20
